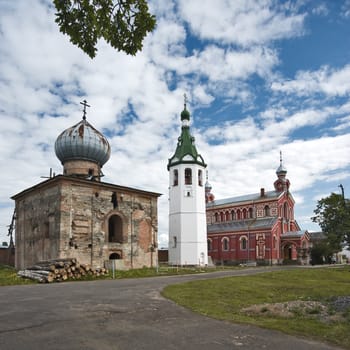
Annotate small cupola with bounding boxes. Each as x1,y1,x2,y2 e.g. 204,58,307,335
167,95,206,170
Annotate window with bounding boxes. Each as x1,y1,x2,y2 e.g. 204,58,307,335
108,215,123,243
225,211,230,221
231,210,235,220
173,169,178,186
249,208,253,218
283,202,288,219
237,210,241,220
243,208,247,219
185,168,192,184
173,236,177,248
264,205,270,217
215,213,219,222
220,212,224,222
222,238,229,251
207,239,212,251
198,170,203,186
240,237,247,250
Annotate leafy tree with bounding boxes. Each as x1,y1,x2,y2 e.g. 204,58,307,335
53,0,156,58
312,192,350,252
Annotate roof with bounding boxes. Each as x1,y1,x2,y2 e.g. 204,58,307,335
207,190,283,207
11,175,162,200
207,217,278,233
55,118,111,167
167,106,206,169
282,230,307,238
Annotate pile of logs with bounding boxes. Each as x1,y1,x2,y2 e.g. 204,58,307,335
17,258,108,283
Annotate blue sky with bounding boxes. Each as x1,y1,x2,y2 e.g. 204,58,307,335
0,0,349,248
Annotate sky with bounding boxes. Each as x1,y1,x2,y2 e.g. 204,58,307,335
0,0,350,248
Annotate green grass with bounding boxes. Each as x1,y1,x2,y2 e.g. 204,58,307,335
162,266,350,349
0,263,236,285
0,265,36,286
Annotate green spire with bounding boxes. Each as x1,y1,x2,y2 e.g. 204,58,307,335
167,98,206,170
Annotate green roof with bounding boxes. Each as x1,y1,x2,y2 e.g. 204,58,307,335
167,106,206,169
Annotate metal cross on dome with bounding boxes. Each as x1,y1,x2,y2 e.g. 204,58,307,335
184,93,188,108
80,99,90,120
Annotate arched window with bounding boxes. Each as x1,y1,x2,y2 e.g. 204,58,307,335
220,212,224,222
273,236,277,249
237,210,241,220
243,208,247,219
264,205,270,217
215,212,219,222
240,237,247,250
108,215,123,243
284,202,288,219
222,237,229,251
207,239,212,251
249,208,253,218
225,211,230,221
198,170,203,186
231,210,236,220
185,168,192,185
173,169,178,186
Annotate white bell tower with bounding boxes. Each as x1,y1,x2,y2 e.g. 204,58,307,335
167,96,208,266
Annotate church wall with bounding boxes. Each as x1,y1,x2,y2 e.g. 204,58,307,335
14,183,61,270
58,180,159,269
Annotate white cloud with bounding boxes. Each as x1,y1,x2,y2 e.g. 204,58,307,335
178,0,305,46
271,65,350,97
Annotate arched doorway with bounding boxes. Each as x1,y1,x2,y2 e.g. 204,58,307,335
109,252,121,260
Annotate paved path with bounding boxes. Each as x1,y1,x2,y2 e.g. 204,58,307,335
0,266,343,350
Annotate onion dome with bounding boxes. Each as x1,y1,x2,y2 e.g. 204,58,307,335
55,100,111,179
274,151,290,192
276,150,287,176
55,118,110,166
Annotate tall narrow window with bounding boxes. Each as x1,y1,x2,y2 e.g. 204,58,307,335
222,237,229,251
207,239,212,251
173,169,178,186
108,215,123,243
240,237,247,250
264,205,270,217
243,208,247,219
215,213,219,222
225,211,230,221
249,208,253,218
231,210,235,220
198,170,203,186
284,202,288,219
237,210,241,220
185,168,192,185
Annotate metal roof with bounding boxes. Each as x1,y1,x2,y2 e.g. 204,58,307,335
55,118,111,167
207,217,278,233
206,190,282,207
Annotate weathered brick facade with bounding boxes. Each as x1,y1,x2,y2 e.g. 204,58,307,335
12,176,160,270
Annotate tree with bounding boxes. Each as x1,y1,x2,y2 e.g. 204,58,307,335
53,0,156,58
312,192,350,253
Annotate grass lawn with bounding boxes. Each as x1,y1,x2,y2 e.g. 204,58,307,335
162,266,350,349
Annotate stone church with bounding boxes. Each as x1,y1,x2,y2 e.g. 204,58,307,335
12,102,160,270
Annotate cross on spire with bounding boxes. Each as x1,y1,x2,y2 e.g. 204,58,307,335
80,100,90,120
279,150,283,166
184,93,188,109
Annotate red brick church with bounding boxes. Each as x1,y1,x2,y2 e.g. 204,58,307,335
205,154,310,265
